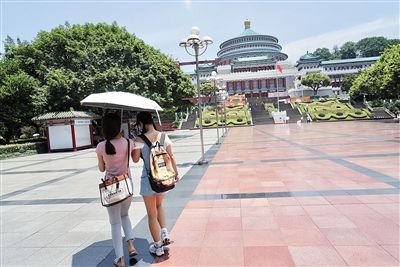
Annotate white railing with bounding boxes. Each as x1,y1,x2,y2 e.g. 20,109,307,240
384,108,396,118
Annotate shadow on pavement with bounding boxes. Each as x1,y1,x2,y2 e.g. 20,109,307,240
72,237,165,266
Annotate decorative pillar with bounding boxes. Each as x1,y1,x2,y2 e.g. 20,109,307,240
71,124,77,151
45,125,51,153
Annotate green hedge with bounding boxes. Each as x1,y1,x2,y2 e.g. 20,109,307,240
0,142,47,155
295,100,372,121
197,104,251,127
10,137,47,144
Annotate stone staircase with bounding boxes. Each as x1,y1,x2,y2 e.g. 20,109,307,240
372,109,395,119
354,101,395,120
280,103,303,123
250,103,274,125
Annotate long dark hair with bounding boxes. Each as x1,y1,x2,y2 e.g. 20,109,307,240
136,111,157,134
102,113,121,155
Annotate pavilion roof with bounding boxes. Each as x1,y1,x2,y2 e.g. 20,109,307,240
32,111,100,122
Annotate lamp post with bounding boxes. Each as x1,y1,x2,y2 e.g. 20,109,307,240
209,71,221,144
179,27,213,165
220,89,228,137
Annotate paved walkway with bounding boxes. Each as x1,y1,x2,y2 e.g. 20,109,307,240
1,121,399,266
154,121,399,267
0,129,222,266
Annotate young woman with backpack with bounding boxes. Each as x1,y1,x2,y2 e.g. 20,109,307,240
96,113,137,267
132,111,180,256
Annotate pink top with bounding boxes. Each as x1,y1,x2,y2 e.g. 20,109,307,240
96,137,134,179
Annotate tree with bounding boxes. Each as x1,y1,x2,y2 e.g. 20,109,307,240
340,41,357,59
3,22,195,111
341,73,360,92
350,44,400,99
0,59,42,140
356,37,399,57
312,48,333,61
301,73,331,96
1,22,195,140
387,39,400,48
200,82,215,96
332,45,341,59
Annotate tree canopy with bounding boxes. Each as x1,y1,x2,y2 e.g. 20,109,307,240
200,82,215,96
340,41,357,59
312,36,399,60
341,73,360,93
0,22,195,140
312,48,334,61
301,73,331,96
350,44,400,100
357,37,400,57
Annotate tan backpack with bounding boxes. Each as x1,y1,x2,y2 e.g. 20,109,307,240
140,133,176,193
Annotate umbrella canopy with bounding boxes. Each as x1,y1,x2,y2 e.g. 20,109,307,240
80,91,163,112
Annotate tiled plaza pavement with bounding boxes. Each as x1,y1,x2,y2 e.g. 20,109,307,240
0,129,222,267
154,121,399,267
1,122,399,266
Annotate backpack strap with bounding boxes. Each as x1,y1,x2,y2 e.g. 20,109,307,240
139,134,152,148
126,138,130,167
160,133,166,147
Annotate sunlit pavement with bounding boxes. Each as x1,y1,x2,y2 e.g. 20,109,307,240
1,121,399,266
153,121,399,267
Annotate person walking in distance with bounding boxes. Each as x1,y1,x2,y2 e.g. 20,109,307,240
132,111,180,256
96,113,137,267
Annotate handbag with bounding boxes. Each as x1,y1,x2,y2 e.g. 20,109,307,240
99,138,133,207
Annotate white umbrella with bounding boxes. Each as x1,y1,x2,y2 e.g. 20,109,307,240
80,91,163,127
80,91,163,112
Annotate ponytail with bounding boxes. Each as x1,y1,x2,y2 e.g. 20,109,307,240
105,139,116,155
102,113,121,155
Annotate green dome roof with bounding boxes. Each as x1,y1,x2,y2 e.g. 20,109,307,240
300,52,321,61
240,28,259,36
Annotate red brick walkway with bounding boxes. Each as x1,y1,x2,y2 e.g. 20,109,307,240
154,122,399,266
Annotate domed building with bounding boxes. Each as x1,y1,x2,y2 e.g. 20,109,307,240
217,19,288,67
214,20,297,97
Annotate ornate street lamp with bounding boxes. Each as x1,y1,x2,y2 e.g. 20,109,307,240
179,26,213,165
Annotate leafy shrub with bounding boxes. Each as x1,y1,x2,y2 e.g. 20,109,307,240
9,137,46,144
385,100,400,115
369,99,384,107
0,141,47,155
172,121,180,128
20,126,37,137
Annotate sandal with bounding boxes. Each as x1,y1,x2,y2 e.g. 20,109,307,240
113,257,124,267
129,249,138,257
127,239,137,257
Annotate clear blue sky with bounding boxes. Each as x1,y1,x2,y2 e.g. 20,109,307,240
2,0,399,67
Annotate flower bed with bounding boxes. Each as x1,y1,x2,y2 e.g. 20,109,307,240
295,100,372,121
196,104,252,127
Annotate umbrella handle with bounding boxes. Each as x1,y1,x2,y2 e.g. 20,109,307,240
155,109,162,129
